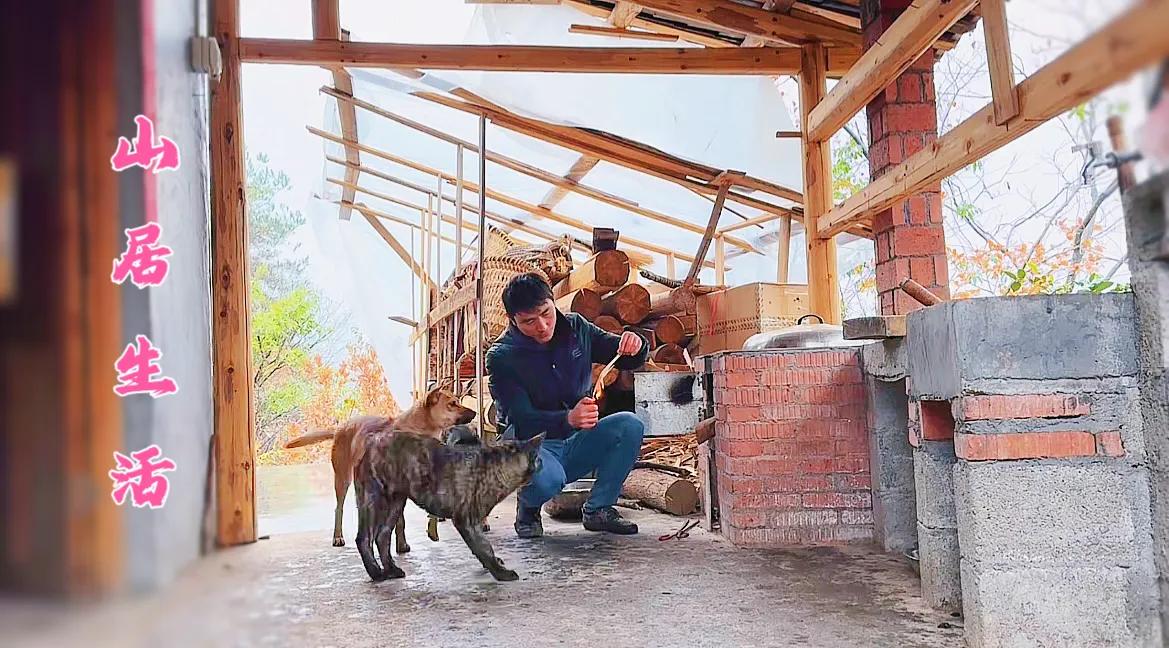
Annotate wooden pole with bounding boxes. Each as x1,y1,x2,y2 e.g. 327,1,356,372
475,115,487,432
211,0,257,547
435,178,443,282
666,253,676,279
715,235,726,285
777,213,792,283
800,44,842,324
456,143,464,261
1106,116,1137,194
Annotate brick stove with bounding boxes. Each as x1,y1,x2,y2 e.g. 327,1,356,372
707,348,873,547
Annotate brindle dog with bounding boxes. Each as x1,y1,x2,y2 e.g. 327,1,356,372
354,431,544,582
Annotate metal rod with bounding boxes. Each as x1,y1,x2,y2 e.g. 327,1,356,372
410,230,419,400
456,143,465,263
435,178,443,282
475,115,487,436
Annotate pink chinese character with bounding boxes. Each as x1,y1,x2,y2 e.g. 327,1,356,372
114,335,179,398
109,444,177,509
110,114,180,174
111,222,173,288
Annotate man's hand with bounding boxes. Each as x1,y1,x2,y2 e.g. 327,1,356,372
617,331,643,356
567,397,599,429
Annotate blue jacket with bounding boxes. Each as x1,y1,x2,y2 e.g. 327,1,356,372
486,311,649,441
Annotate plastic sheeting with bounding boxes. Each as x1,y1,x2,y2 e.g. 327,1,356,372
305,3,872,403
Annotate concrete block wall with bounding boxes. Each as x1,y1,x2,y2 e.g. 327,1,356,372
1123,170,1169,644
860,340,918,554
710,349,873,547
907,294,1164,646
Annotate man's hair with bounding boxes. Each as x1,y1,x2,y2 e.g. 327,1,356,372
502,272,554,316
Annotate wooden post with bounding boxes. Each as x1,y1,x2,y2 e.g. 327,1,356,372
456,143,464,261
800,44,842,324
776,214,792,283
475,115,487,430
715,235,726,285
666,253,676,279
1107,115,1137,194
981,0,1019,125
211,0,257,547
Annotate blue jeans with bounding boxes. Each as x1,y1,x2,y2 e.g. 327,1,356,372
517,412,644,513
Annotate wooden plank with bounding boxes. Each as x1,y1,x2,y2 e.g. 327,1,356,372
714,236,726,285
806,0,978,142
569,24,679,42
980,0,1019,125
309,126,719,267
634,0,860,46
340,200,470,250
428,282,477,327
776,213,792,283
322,88,776,252
361,209,436,290
842,315,907,339
538,155,599,209
212,0,256,547
800,44,842,324
239,38,806,74
718,210,781,233
310,0,339,37
820,0,1169,237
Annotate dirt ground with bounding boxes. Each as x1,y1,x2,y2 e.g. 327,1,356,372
5,489,962,648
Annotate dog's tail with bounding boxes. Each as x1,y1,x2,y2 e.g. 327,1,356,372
284,428,337,449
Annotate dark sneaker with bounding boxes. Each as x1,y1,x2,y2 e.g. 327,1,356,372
514,501,544,538
582,506,638,535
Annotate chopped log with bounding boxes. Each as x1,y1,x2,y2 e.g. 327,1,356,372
556,288,602,320
594,315,624,335
648,285,698,318
643,314,697,345
553,250,630,298
591,363,619,390
626,325,657,350
651,343,687,365
601,283,651,324
620,468,698,516
695,416,715,445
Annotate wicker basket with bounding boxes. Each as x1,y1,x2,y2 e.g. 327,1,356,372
502,235,574,285
463,257,550,350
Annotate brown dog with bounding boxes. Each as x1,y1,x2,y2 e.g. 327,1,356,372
284,386,476,549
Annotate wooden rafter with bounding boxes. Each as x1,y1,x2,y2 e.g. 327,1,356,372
239,38,806,74
411,90,804,210
562,0,861,74
342,200,473,251
321,87,786,249
539,155,600,209
819,0,1169,238
309,129,721,268
806,0,978,142
633,0,860,47
568,24,679,42
359,207,436,290
312,0,360,220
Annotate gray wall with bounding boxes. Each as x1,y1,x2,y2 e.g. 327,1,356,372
120,0,215,593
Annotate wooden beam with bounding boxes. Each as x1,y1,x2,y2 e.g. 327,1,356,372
312,1,360,220
413,90,804,213
239,38,804,74
539,155,600,209
714,236,726,285
819,0,1169,238
358,205,436,290
569,24,679,42
310,126,717,267
800,44,842,323
211,0,256,547
718,210,783,233
336,197,472,250
321,88,775,251
806,0,978,142
980,0,1019,125
633,0,860,46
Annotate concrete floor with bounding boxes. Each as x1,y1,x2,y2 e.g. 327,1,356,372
7,504,961,648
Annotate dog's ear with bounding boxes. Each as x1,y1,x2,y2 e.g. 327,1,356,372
424,385,444,407
522,433,546,451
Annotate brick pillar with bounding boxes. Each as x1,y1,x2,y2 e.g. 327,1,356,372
862,0,950,315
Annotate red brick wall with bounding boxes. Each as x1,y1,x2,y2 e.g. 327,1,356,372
711,349,873,547
862,0,950,314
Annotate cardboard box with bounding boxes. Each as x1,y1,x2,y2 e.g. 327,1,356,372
695,282,810,355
